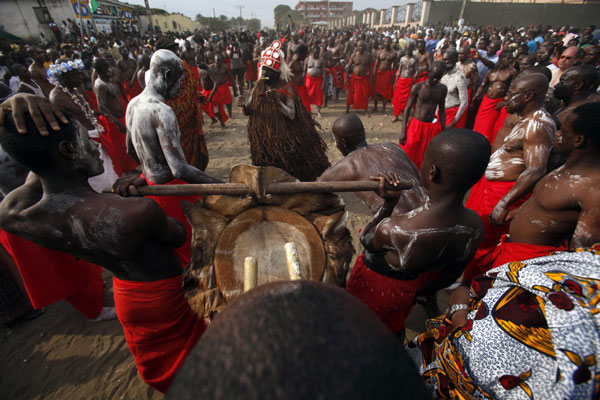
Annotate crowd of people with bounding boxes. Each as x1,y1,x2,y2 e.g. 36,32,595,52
0,17,599,398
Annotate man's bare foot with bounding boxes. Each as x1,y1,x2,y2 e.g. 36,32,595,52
210,118,218,126
90,307,117,322
392,116,400,123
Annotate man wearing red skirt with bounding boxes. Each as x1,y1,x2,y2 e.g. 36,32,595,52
371,36,396,113
346,40,371,116
392,43,417,122
440,48,468,129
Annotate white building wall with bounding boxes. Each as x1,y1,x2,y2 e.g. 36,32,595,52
0,0,80,41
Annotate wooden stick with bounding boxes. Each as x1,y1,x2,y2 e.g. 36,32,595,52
244,257,258,292
102,180,412,197
284,242,302,281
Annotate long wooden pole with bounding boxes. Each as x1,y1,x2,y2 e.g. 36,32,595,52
102,180,412,197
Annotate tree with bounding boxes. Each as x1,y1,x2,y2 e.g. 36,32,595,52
196,14,229,32
274,4,292,26
246,18,261,31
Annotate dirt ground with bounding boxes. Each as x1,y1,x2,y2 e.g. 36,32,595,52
0,95,448,399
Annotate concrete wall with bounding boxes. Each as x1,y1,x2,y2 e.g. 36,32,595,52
0,0,76,41
425,1,600,28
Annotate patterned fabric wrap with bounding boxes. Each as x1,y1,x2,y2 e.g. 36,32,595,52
166,61,208,171
406,248,600,399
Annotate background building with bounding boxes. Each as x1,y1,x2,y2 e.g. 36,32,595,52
295,1,353,24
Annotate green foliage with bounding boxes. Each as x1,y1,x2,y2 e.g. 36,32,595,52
273,4,307,27
195,14,262,32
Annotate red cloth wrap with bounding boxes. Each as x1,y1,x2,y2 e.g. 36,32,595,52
97,115,138,176
463,177,531,281
211,83,232,123
113,275,206,393
346,255,439,333
490,235,568,270
0,229,103,319
416,71,428,83
493,104,509,140
124,78,143,101
244,61,257,82
473,94,504,143
336,64,347,89
295,84,311,112
346,74,370,110
443,105,467,129
392,76,412,117
85,89,98,111
142,174,199,268
305,75,324,106
330,66,339,88
400,118,442,169
201,88,216,119
374,69,394,100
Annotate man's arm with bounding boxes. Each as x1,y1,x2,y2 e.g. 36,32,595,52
155,108,222,184
438,86,447,131
571,189,600,249
476,50,495,69
472,71,489,103
0,173,43,236
490,119,553,225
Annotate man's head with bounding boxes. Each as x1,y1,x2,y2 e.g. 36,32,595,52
458,45,470,62
155,37,179,55
31,47,46,64
119,46,129,59
356,40,365,53
383,36,392,49
582,45,600,66
504,72,548,114
148,49,185,100
553,64,597,102
558,46,581,71
331,114,366,155
428,61,445,85
168,281,428,400
416,39,425,53
517,53,536,71
421,129,491,193
497,50,514,68
56,59,83,88
214,54,223,67
442,47,458,71
93,57,113,80
312,45,320,59
11,63,29,80
293,44,309,61
487,40,500,57
552,102,600,155
0,111,103,178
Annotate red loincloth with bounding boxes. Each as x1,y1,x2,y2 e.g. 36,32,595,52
85,89,98,111
392,76,412,117
490,234,568,270
244,61,257,82
124,78,143,101
305,75,324,107
416,71,428,83
113,275,206,393
295,84,311,112
443,105,467,129
211,83,232,124
346,254,439,333
400,117,442,169
336,64,346,89
493,104,509,141
329,67,339,88
142,174,199,268
463,178,531,281
97,115,138,177
201,88,216,119
346,74,370,110
0,229,104,319
472,94,504,143
374,69,394,100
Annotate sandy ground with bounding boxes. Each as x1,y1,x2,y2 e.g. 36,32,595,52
0,93,448,399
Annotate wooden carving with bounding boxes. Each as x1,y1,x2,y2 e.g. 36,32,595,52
181,165,355,320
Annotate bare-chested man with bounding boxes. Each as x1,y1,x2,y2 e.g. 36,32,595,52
550,46,580,88
554,65,598,124
463,73,556,281
392,42,417,122
28,48,53,97
371,37,397,114
472,50,517,143
318,113,427,215
289,44,311,112
0,109,206,394
49,61,118,191
415,39,432,83
329,37,345,100
457,45,478,94
346,40,371,115
286,31,304,61
93,58,137,176
400,62,447,169
441,48,468,130
304,46,326,116
346,129,489,340
180,41,197,68
117,46,140,100
496,102,600,266
136,54,150,90
207,54,234,127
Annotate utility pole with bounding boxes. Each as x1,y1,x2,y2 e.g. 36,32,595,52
236,5,244,31
77,0,84,45
213,8,216,18
144,0,154,34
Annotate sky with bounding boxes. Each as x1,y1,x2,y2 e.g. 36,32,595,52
123,0,410,29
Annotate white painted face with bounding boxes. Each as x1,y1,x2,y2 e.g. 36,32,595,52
72,120,104,177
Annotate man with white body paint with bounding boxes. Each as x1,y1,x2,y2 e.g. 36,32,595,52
487,102,600,269
117,49,222,267
463,73,556,282
440,48,468,129
346,129,489,341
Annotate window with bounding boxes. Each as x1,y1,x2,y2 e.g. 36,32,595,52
33,7,51,23
172,20,177,29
